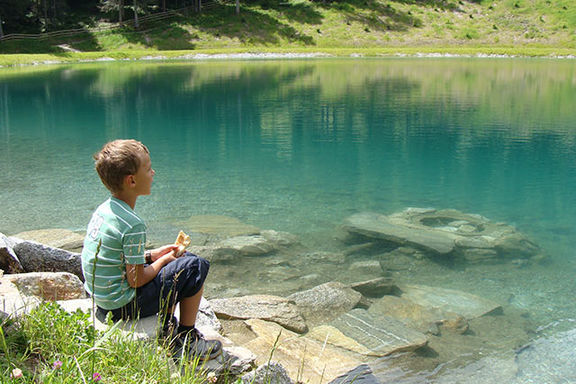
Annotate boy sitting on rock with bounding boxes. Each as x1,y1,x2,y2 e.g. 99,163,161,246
81,139,222,361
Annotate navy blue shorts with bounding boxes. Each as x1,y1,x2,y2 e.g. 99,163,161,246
96,252,209,322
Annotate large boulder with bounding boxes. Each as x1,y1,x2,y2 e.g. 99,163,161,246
12,241,83,280
344,208,542,263
0,233,24,273
210,295,307,333
287,282,362,324
12,229,85,253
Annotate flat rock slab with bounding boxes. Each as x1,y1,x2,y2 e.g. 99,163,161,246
243,319,361,384
210,295,307,333
344,212,457,254
399,284,502,319
331,309,428,356
287,282,362,324
12,229,85,252
177,215,260,237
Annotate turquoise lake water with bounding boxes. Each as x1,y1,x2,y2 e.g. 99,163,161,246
1,58,576,381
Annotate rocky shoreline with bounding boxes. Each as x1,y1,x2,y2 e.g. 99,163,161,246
0,208,561,382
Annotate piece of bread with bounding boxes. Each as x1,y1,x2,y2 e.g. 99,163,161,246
175,230,191,256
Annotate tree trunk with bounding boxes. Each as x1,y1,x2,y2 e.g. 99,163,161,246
0,15,4,38
236,0,240,15
162,0,166,12
133,0,139,29
119,0,124,24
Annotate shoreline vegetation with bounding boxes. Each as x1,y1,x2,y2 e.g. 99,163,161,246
1,46,576,67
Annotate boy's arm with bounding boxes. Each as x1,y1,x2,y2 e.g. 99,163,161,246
125,245,179,288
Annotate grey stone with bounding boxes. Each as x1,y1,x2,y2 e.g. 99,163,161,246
241,362,293,384
329,364,379,384
12,241,83,281
13,229,85,252
197,297,223,333
4,272,85,301
0,233,24,273
210,295,307,333
351,277,399,298
331,309,428,356
287,282,362,324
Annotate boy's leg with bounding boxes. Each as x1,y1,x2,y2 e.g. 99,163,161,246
179,285,204,327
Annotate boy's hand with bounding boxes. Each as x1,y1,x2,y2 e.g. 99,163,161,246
149,244,180,262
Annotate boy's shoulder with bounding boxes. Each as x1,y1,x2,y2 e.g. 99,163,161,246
94,197,145,229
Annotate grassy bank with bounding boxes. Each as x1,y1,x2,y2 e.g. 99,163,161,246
1,45,575,67
0,302,212,383
1,0,575,65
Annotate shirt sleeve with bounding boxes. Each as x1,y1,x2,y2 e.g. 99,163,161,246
122,223,147,265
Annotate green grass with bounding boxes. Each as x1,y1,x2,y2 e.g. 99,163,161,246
0,302,213,384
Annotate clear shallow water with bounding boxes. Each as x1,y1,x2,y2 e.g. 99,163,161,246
1,58,576,381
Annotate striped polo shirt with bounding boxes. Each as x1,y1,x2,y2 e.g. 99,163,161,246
81,197,146,310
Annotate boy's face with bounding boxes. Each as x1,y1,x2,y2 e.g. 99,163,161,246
132,152,155,196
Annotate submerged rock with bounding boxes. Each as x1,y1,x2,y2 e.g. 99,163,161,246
369,295,468,335
177,215,260,238
343,209,542,263
216,235,276,256
398,284,502,320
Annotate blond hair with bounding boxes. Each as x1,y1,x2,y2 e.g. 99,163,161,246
93,139,149,193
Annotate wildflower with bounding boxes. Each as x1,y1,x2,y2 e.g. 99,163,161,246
92,372,102,382
11,368,23,378
207,372,218,383
53,360,63,370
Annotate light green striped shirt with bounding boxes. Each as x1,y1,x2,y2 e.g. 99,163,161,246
81,197,146,310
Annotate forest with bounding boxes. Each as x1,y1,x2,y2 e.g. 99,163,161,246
0,0,198,36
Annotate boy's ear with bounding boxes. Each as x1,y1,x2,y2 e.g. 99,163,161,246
124,174,136,188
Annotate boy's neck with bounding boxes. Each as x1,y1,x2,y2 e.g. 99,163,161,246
112,191,137,210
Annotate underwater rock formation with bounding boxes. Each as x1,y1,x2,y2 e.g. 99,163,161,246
344,208,542,264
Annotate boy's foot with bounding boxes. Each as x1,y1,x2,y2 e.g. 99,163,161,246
160,315,179,341
171,328,223,362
